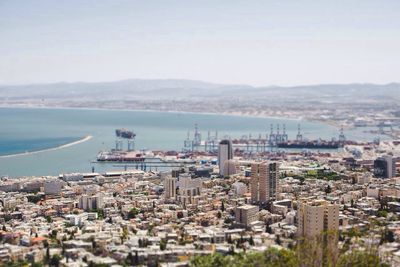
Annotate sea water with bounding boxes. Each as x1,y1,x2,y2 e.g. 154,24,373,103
0,107,382,177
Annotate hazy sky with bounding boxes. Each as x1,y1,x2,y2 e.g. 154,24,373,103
1,0,400,86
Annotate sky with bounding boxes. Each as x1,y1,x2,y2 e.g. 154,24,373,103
0,0,400,86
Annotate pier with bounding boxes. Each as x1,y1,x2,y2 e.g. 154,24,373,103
183,124,346,152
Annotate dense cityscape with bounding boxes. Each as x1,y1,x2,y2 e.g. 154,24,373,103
2,1,400,266
0,121,399,266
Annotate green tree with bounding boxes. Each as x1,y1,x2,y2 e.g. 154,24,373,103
381,227,395,244
190,232,390,267
51,229,58,239
27,194,43,204
337,249,389,267
126,252,134,266
50,254,61,267
275,235,281,245
325,185,332,194
217,211,222,219
377,210,388,218
135,251,139,265
249,235,255,246
128,208,140,219
160,239,167,251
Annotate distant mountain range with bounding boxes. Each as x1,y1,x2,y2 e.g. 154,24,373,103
0,79,399,103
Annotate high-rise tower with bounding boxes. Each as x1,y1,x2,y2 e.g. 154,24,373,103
251,162,279,204
218,139,233,176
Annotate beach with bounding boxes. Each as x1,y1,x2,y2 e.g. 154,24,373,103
0,107,373,177
0,135,93,159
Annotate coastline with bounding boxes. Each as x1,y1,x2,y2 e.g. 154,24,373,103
0,135,93,159
0,104,339,128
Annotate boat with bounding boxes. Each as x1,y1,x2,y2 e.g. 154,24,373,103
277,140,341,149
96,151,145,162
115,128,136,139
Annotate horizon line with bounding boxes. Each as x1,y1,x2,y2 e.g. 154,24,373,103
0,78,399,88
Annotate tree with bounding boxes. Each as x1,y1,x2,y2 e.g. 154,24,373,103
217,211,222,219
325,185,332,194
177,211,184,219
134,251,139,265
275,235,281,245
127,252,134,266
160,239,167,251
221,200,225,212
377,210,388,218
97,209,104,219
62,243,66,256
44,240,50,263
249,235,255,246
27,194,42,204
50,254,61,267
224,217,233,224
387,230,395,243
128,208,140,219
190,244,389,267
337,249,389,267
121,228,129,242
266,223,272,234
381,228,395,243
229,245,235,255
51,229,58,239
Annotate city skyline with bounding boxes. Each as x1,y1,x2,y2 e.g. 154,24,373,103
1,2,400,266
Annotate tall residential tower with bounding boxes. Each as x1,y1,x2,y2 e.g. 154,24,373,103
297,200,339,238
218,139,233,176
251,162,279,204
164,175,177,201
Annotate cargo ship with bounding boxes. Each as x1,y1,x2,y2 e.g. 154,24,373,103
277,140,341,149
96,129,164,162
97,151,146,162
116,128,136,139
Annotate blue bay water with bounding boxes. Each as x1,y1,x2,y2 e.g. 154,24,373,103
0,107,381,177
0,137,80,156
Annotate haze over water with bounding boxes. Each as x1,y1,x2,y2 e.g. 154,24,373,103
0,107,381,177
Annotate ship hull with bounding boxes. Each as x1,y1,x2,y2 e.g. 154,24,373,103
277,142,340,149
